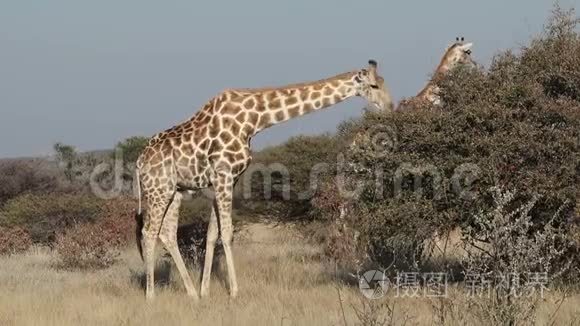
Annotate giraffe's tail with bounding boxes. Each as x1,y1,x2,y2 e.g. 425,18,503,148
135,168,144,261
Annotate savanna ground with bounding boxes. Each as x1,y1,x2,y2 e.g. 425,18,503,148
1,220,579,326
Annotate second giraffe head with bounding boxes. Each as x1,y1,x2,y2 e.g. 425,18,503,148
354,60,394,112
442,37,476,70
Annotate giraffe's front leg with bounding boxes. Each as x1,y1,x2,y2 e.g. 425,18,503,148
212,169,239,298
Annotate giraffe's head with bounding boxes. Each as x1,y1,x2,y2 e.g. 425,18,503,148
354,60,394,112
440,37,476,72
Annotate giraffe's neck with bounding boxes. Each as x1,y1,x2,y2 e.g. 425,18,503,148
416,81,441,105
415,56,453,105
246,71,358,135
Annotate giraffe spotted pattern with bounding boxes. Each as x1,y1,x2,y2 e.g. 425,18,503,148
135,60,392,300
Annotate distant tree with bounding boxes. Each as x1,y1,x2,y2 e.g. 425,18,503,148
53,142,76,163
115,136,148,165
53,142,77,181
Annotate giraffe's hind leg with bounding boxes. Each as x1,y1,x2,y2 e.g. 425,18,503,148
158,191,199,300
141,194,173,300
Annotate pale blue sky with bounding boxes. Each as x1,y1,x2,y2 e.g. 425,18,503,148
0,0,577,158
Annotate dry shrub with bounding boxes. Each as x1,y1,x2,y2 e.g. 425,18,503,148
324,223,362,270
55,222,119,269
0,160,60,205
348,295,414,326
350,297,394,326
54,197,135,269
174,197,241,266
462,187,572,325
238,134,341,220
0,226,32,255
173,197,212,265
310,180,344,221
98,197,137,247
175,219,210,266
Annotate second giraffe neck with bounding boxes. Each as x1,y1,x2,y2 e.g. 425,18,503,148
416,59,452,104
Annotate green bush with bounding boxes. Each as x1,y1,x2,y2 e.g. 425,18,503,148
115,136,149,165
316,7,580,271
0,193,104,244
179,196,213,224
237,134,341,219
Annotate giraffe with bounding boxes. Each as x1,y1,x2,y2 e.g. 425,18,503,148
134,60,392,300
397,37,475,110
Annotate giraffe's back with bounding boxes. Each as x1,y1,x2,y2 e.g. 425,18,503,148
137,94,253,192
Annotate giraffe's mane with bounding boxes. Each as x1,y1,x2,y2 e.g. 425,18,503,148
434,43,462,73
413,42,462,99
228,71,357,93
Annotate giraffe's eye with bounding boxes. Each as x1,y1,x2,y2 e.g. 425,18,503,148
370,84,379,89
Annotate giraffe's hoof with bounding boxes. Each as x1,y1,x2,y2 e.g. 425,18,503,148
146,293,155,301
200,285,210,298
187,292,200,301
230,289,238,299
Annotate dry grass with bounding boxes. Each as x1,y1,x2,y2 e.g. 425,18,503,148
0,222,579,326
